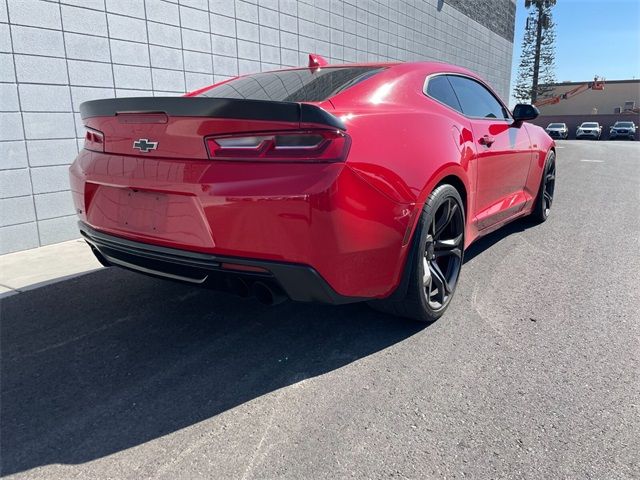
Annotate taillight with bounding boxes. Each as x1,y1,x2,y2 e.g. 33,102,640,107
84,127,104,152
205,129,350,162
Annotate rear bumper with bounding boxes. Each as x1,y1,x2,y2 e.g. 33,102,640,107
70,150,414,298
80,222,366,304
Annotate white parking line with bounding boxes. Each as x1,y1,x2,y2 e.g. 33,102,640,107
580,159,604,163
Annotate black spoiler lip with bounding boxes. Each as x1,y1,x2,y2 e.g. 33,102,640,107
79,97,346,131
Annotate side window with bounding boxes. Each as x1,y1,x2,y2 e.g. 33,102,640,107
447,75,509,120
426,75,462,113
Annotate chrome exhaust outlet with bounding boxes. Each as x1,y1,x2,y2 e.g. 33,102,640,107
251,281,287,306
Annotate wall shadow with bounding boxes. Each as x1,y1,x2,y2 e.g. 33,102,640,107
0,268,423,476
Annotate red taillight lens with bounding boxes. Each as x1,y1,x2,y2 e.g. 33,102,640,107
205,130,350,162
84,127,104,152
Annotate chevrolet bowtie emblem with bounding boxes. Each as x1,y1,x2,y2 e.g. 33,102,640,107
133,139,158,153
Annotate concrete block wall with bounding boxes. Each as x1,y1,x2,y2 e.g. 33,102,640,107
0,0,515,254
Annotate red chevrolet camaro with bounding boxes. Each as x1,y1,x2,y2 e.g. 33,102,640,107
70,58,555,322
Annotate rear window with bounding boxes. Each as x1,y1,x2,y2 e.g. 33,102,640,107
446,75,510,120
197,67,384,102
426,75,462,112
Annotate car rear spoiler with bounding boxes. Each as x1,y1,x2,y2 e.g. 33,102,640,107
79,97,346,131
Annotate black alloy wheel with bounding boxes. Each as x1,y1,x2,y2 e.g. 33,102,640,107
542,155,556,217
532,150,556,223
422,197,464,311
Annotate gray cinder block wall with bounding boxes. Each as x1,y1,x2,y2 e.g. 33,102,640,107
0,0,516,254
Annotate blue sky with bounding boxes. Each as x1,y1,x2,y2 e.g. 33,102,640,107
510,0,640,101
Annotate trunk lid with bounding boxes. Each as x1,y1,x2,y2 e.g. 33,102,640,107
80,97,344,159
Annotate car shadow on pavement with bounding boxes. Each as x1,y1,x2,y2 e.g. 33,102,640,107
463,218,534,264
0,267,423,476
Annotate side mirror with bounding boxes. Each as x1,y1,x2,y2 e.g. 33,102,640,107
512,103,540,122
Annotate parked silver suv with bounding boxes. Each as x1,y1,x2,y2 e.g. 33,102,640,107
545,122,569,139
609,121,637,140
576,122,602,140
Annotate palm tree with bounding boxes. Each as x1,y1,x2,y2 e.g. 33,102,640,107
514,0,557,104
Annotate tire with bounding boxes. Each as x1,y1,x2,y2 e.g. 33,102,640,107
369,184,465,323
531,150,556,223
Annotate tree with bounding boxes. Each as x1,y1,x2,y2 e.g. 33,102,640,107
513,0,557,104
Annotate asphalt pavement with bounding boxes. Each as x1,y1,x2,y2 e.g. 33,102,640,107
2,140,639,479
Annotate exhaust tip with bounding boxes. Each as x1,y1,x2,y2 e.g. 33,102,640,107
251,281,287,306
225,276,250,298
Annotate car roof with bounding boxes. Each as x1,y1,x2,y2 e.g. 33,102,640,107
188,60,493,104
268,60,480,77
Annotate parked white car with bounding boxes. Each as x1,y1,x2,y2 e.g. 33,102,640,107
576,122,602,140
545,122,569,139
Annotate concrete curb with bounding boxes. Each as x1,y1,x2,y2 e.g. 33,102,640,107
0,239,102,298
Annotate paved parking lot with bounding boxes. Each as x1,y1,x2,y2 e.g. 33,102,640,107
2,141,639,479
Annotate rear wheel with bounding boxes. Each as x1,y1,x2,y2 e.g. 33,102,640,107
531,150,556,223
369,184,464,323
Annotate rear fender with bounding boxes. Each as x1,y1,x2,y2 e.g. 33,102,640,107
408,163,471,248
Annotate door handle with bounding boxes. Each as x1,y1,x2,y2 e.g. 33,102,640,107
479,135,495,146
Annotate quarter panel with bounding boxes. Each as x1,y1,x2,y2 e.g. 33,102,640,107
336,103,475,247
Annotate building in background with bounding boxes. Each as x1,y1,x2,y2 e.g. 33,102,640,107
0,0,516,254
530,79,640,136
536,79,640,116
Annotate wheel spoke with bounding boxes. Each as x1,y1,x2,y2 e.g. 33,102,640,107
435,231,463,260
429,261,451,295
435,233,463,250
544,190,552,206
422,257,431,286
435,247,462,259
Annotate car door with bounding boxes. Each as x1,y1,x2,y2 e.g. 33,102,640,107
446,75,532,230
